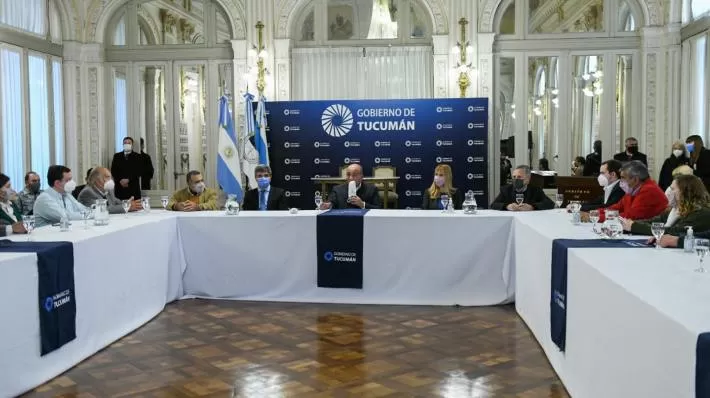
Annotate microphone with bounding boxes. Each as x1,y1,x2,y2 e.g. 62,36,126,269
348,180,357,198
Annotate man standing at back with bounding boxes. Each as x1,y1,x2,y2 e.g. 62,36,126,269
321,164,380,209
614,137,648,165
111,137,142,200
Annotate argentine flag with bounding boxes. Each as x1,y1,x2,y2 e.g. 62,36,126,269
243,92,260,189
217,95,244,202
254,94,270,165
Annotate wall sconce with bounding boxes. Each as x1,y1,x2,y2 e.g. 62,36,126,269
243,21,270,96
452,17,474,98
580,70,603,97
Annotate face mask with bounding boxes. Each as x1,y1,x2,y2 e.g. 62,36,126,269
665,186,677,208
513,179,525,191
673,149,684,158
686,143,695,153
29,182,40,194
434,175,445,187
257,177,271,190
619,180,634,195
627,145,638,154
123,144,133,152
192,182,205,194
103,179,115,191
63,180,77,194
597,174,609,187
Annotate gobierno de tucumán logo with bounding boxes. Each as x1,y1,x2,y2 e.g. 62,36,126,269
321,104,354,138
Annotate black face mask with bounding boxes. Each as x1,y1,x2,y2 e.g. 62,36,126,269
29,182,40,194
513,179,525,191
627,145,638,154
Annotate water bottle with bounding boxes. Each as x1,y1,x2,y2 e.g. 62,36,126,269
684,226,694,253
60,213,70,232
447,196,455,213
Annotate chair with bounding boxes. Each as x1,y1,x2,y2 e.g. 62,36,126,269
373,166,398,208
340,165,348,178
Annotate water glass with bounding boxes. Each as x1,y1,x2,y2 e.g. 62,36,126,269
515,194,524,206
694,238,710,273
81,209,92,230
651,222,665,249
161,196,169,210
22,215,34,241
440,194,450,212
122,200,131,218
589,210,600,234
555,194,564,212
141,197,151,213
314,193,323,211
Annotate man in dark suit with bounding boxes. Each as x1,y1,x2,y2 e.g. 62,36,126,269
72,168,93,200
613,137,648,165
584,140,602,177
139,138,154,190
322,164,380,209
579,159,625,211
491,165,554,211
111,137,142,200
242,165,289,211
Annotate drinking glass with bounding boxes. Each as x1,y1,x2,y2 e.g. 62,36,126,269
81,208,92,230
554,194,564,212
694,238,710,273
314,193,323,211
589,210,600,234
440,194,450,212
22,215,34,241
141,197,151,213
651,222,665,249
515,194,524,206
122,200,131,218
160,196,169,210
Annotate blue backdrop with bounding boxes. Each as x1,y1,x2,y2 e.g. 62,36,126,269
264,98,488,209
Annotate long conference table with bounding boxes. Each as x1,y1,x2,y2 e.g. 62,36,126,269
0,209,707,397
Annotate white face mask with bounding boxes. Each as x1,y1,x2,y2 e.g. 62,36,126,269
597,174,609,187
192,182,205,194
123,144,132,152
63,180,77,194
673,149,684,158
103,179,115,191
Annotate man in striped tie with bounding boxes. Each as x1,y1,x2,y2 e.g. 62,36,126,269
242,165,289,211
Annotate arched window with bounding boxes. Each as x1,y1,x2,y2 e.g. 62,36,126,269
693,0,710,19
0,0,64,186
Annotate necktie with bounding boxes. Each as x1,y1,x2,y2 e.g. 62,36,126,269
259,190,267,211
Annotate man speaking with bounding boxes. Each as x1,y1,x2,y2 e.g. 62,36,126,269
321,164,380,209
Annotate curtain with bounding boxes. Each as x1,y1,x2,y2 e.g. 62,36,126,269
115,76,128,152
1,48,25,187
53,60,64,165
114,16,126,46
292,46,432,100
29,54,50,187
691,35,707,141
693,0,710,18
0,0,46,36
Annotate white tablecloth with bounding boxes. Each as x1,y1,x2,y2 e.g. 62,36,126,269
514,210,710,398
0,213,180,398
179,210,516,306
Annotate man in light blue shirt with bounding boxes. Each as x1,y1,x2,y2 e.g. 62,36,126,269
33,165,87,227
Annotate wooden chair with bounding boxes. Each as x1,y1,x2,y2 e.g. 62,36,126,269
373,166,398,208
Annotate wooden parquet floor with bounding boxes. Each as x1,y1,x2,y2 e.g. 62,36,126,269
23,300,569,398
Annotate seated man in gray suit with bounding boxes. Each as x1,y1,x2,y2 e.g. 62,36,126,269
77,167,141,213
321,164,381,210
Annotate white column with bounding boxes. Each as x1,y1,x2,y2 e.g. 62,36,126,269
477,32,496,199
641,27,663,175
432,34,450,98
274,38,291,101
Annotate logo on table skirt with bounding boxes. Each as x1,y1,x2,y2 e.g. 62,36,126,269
405,157,422,164
553,290,566,309
313,158,331,165
344,141,360,148
322,104,354,137
283,126,301,132
283,109,301,116
324,251,358,263
314,142,331,148
44,290,71,312
283,158,301,165
436,140,453,147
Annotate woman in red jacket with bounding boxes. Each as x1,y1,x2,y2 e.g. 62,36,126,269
584,160,668,222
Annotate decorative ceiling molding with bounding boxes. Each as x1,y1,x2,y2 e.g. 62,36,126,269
274,0,448,38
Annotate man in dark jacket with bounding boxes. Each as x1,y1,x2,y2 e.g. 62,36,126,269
321,164,380,209
613,137,647,165
491,165,554,211
111,137,142,200
584,140,602,177
580,160,625,211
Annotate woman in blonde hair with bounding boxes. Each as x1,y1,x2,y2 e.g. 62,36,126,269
623,174,710,235
421,164,463,210
658,141,689,191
